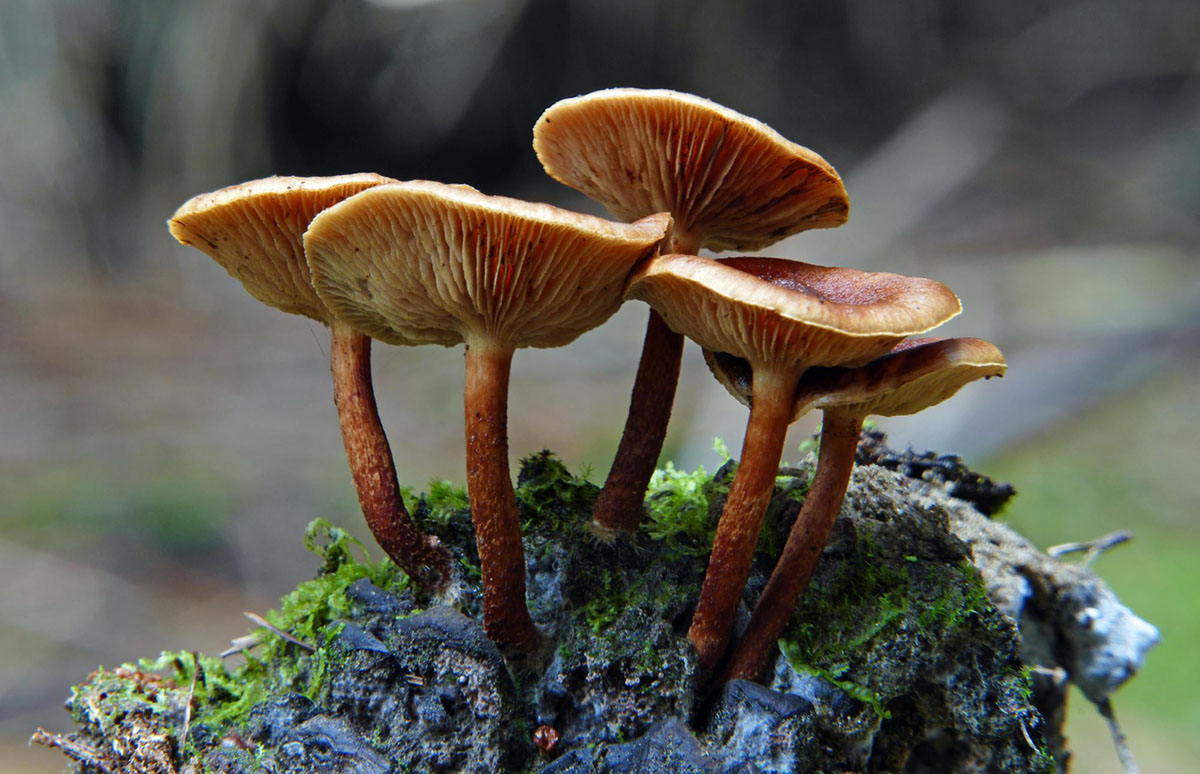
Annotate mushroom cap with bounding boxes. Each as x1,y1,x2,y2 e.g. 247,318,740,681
626,255,962,373
533,88,848,252
304,180,672,349
706,337,1006,422
168,174,396,322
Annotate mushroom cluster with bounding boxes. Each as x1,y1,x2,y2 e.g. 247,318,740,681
168,88,1005,679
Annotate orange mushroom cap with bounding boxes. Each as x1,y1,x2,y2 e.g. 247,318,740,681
167,174,396,322
627,255,962,372
304,180,671,349
534,88,848,252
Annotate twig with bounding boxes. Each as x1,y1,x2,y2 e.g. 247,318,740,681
1047,529,1132,566
29,729,114,774
242,611,316,652
1097,698,1139,774
219,631,264,658
1018,718,1038,752
181,652,199,755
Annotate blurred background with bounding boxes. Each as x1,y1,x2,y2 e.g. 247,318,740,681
2,0,1197,771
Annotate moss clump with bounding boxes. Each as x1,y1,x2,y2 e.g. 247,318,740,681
518,449,599,533
642,459,725,558
132,519,409,744
274,519,407,641
642,437,811,562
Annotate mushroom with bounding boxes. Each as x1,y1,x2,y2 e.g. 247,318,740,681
534,88,849,533
167,174,451,588
625,255,962,670
718,337,1007,682
303,180,670,652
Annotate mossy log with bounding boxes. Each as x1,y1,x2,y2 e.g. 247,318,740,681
33,435,1156,773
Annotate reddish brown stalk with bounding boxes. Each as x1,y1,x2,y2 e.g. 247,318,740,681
689,367,797,671
723,410,863,682
464,341,540,652
592,309,685,531
593,233,700,532
330,323,450,587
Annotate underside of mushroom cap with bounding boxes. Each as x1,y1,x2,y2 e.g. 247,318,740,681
627,255,962,372
305,180,671,349
168,174,397,322
797,337,1007,417
706,337,1005,422
534,88,848,252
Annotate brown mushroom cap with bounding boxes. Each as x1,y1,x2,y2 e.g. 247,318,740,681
534,88,848,252
168,174,396,322
627,255,962,371
706,337,1006,421
799,337,1007,416
304,180,671,348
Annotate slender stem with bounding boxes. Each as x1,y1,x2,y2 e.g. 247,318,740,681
689,367,798,671
593,309,684,531
592,231,701,532
722,410,863,682
330,323,449,588
464,340,540,652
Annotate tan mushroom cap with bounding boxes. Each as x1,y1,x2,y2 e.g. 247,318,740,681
168,174,396,322
707,337,1006,422
534,88,848,251
304,180,672,349
798,337,1007,417
627,255,962,372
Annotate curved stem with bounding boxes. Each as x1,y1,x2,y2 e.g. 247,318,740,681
688,367,798,671
330,323,450,588
593,231,701,533
593,308,685,531
464,340,540,652
722,410,863,683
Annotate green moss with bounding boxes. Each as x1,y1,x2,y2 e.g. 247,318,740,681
642,460,718,556
138,652,270,734
268,519,405,643
131,518,408,736
404,479,471,527
779,651,892,718
579,567,638,634
65,446,1054,770
916,563,994,634
517,450,599,533
69,665,174,734
780,526,1002,716
641,439,736,557
641,438,809,561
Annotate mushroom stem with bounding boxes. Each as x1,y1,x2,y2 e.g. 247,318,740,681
722,410,863,683
592,309,685,531
330,323,450,588
593,234,701,533
689,366,798,671
463,340,540,652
